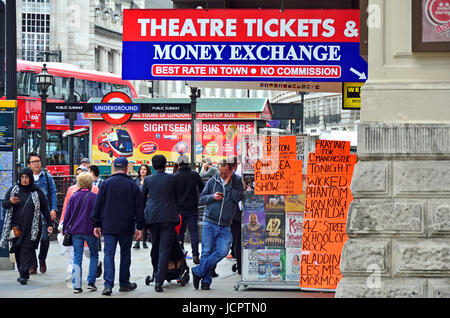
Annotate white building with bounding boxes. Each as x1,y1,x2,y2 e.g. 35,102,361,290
16,0,157,97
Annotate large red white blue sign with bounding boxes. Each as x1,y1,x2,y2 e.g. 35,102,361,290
122,9,368,82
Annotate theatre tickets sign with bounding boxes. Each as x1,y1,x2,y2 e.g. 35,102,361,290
122,9,368,82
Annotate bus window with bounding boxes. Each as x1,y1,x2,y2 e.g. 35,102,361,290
75,78,88,102
30,72,39,97
47,131,69,164
101,82,112,96
17,71,30,96
111,83,131,96
48,76,62,100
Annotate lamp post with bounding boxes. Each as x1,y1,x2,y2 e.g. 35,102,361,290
36,64,54,168
189,86,200,171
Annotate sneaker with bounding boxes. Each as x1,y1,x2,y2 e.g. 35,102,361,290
226,254,233,259
193,255,200,265
73,288,83,294
102,287,112,296
201,283,210,290
143,242,148,249
119,282,137,292
133,242,140,249
192,268,201,290
17,277,27,285
96,261,102,278
87,282,97,291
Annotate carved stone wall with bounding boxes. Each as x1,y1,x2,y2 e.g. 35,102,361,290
336,122,450,297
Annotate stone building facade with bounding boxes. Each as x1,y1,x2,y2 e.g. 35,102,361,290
336,0,450,298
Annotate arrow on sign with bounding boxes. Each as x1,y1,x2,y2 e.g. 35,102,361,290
350,67,367,80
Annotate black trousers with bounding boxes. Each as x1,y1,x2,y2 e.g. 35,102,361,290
149,223,177,286
143,224,151,243
31,228,49,267
12,237,36,279
230,219,242,273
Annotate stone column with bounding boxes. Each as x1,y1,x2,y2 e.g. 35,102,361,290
113,50,121,75
336,0,450,298
98,46,108,72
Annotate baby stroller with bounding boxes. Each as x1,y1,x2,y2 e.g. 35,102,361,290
145,216,190,287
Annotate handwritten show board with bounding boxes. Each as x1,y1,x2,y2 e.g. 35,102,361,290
300,140,356,290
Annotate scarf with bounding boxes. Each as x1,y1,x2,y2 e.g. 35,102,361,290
0,169,41,248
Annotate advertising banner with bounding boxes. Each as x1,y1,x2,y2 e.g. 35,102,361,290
243,211,266,250
91,120,255,164
122,9,367,82
300,140,356,290
421,0,450,42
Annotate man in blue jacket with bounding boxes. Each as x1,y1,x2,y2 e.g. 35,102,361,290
141,154,181,292
92,157,145,296
192,159,243,290
26,151,57,274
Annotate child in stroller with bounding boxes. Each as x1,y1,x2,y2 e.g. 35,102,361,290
145,215,190,287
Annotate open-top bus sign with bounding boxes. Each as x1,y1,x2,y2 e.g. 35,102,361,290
122,9,368,83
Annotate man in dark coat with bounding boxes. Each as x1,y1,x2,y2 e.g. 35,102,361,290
92,157,145,296
174,155,205,264
141,154,180,292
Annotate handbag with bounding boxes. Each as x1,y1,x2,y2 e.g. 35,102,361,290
12,226,21,238
62,192,90,247
9,195,31,239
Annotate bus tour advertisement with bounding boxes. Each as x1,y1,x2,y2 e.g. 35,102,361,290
91,120,256,165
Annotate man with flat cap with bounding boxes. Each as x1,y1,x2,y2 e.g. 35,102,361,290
92,157,145,296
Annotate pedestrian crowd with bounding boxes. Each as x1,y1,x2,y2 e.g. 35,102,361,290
0,152,242,295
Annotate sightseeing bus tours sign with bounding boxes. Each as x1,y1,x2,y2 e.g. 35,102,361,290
122,9,367,82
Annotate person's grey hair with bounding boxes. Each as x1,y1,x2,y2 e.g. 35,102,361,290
77,172,93,189
76,165,89,173
177,155,189,166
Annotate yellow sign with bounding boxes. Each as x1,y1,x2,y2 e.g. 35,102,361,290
342,82,363,109
0,100,17,108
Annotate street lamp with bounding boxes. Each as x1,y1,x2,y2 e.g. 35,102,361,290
36,63,54,168
189,86,200,171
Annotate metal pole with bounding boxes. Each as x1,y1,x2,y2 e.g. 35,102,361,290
189,87,197,170
300,92,305,134
5,0,17,178
68,77,75,175
40,89,48,168
0,1,5,98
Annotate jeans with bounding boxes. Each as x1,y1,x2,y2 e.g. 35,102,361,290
178,210,199,257
192,220,232,286
103,233,133,289
149,223,177,286
72,234,99,289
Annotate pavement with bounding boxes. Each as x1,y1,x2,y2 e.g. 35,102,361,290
0,240,334,299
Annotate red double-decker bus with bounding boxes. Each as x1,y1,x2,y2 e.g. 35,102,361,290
10,59,138,175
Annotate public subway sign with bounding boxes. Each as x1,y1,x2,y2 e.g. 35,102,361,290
122,9,368,82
